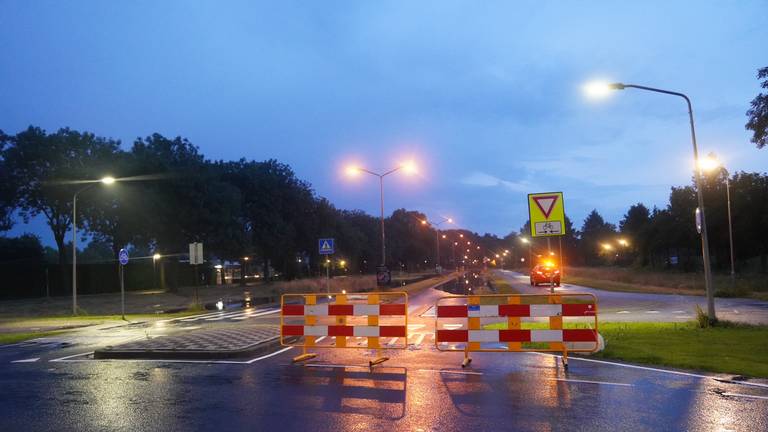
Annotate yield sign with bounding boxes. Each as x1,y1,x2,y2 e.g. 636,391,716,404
532,195,559,219
527,192,566,238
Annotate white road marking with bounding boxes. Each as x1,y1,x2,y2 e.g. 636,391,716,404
722,392,768,400
158,310,223,324
386,337,399,347
550,378,633,387
408,324,426,330
50,352,93,362
179,326,201,331
673,310,686,314
443,323,463,329
421,307,436,317
231,308,281,320
645,310,660,314
418,369,483,376
533,353,768,389
616,311,630,314
51,346,294,365
11,358,40,363
410,333,426,347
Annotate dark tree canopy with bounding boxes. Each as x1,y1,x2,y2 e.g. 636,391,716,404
746,66,768,149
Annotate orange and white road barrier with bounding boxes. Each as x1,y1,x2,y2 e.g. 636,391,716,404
435,293,598,369
281,292,408,368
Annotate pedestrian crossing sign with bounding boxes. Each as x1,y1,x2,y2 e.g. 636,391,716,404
318,238,335,255
528,192,566,237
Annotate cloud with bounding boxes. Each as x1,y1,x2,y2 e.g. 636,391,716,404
461,172,532,192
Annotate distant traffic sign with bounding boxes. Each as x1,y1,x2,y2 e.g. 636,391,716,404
118,248,129,266
189,242,204,265
318,238,335,255
528,192,566,237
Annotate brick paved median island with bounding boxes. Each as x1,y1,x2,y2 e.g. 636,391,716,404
94,325,281,360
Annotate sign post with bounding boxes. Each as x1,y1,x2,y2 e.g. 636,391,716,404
118,248,129,320
318,238,335,296
528,192,566,293
189,242,204,307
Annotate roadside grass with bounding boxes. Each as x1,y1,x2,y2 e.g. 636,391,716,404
0,330,67,345
564,267,768,300
484,320,768,378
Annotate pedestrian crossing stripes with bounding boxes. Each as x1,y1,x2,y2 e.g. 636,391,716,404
178,307,280,322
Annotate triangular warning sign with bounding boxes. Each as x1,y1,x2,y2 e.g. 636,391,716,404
533,195,559,219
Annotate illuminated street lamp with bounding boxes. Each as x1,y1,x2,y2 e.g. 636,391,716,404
700,154,736,284
584,80,716,322
601,243,613,251
72,176,117,315
346,161,418,268
421,216,453,273
617,239,629,247
519,236,532,269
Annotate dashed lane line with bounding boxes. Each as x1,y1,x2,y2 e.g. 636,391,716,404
11,358,40,363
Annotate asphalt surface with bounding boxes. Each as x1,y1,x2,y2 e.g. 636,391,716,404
2,279,768,431
495,270,768,324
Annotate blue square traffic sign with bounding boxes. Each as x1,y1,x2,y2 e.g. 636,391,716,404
318,238,335,255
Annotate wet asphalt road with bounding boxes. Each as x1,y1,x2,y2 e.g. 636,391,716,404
495,270,768,324
1,282,768,431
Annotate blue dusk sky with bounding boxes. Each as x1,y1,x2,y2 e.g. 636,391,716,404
2,1,767,245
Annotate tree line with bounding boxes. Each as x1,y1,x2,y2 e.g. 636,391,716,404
0,126,506,296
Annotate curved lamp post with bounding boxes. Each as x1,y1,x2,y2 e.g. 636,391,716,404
585,81,716,322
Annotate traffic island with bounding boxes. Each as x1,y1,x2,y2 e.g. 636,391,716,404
94,326,281,360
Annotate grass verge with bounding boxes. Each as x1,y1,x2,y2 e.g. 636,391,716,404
594,321,768,378
0,331,66,345
486,320,768,378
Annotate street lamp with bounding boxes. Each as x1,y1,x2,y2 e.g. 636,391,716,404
72,176,117,314
520,237,532,270
700,154,736,284
421,216,453,273
346,161,418,268
584,80,717,322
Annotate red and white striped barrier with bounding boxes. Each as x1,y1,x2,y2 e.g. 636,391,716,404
436,329,597,343
435,293,599,369
436,304,595,318
282,325,406,337
281,292,408,365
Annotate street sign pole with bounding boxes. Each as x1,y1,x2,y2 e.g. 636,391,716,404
120,264,125,320
118,248,129,320
547,237,554,294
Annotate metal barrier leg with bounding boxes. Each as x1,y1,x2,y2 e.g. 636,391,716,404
369,348,389,370
462,349,472,368
561,347,569,371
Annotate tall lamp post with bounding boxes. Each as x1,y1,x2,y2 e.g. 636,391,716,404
72,176,116,315
585,81,716,322
700,154,736,285
346,161,417,267
520,237,532,271
421,216,453,273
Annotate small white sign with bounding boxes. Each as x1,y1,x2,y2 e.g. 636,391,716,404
534,221,563,236
189,242,204,265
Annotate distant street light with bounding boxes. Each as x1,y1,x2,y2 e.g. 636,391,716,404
519,237,532,270
345,161,418,267
72,176,117,315
584,80,716,322
421,216,453,273
617,239,629,247
700,154,736,285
